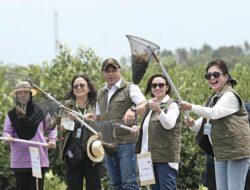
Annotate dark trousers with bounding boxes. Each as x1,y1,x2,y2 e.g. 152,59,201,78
66,152,102,190
203,154,216,190
151,163,178,190
14,169,45,190
245,170,250,190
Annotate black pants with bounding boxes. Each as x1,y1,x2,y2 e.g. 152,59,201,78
245,170,250,190
14,169,46,190
66,152,102,190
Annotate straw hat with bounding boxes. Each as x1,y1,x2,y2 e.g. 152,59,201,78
9,81,37,97
87,135,105,162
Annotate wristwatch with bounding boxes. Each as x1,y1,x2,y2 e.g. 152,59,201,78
130,105,136,112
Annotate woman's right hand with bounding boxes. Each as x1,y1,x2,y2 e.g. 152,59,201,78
5,134,14,144
83,113,95,122
179,101,193,111
185,118,195,127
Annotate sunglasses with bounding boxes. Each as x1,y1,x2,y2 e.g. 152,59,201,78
73,84,85,89
204,71,223,80
151,83,166,89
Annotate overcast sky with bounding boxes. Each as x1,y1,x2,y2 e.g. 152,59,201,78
1,0,250,65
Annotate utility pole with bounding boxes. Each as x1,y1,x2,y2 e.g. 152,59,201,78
54,11,59,56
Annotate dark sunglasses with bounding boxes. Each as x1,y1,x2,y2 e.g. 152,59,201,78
204,71,223,80
151,83,166,89
73,84,85,89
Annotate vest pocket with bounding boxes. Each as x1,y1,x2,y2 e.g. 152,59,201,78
114,96,126,102
213,125,235,140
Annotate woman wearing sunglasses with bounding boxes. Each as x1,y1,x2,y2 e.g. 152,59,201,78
58,74,102,190
180,59,250,190
134,73,181,190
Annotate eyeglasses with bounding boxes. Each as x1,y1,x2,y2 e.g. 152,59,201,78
204,71,223,80
73,84,85,89
151,83,166,89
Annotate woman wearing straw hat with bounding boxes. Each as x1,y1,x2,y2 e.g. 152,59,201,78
58,74,103,190
2,81,57,190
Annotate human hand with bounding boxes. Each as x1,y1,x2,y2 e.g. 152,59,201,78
68,113,77,120
4,134,14,144
47,141,56,149
131,125,140,136
123,109,135,126
83,113,95,122
148,99,161,114
185,117,195,127
179,101,192,111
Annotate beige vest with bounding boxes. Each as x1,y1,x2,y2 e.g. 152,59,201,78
97,80,137,143
202,85,250,160
135,99,181,163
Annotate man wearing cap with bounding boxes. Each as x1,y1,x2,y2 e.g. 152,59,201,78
96,58,146,190
3,81,57,190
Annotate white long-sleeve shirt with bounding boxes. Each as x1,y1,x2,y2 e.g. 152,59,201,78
141,95,180,170
189,91,240,133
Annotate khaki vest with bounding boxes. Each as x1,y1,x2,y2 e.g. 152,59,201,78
97,80,137,143
135,99,181,163
199,85,250,161
59,98,94,160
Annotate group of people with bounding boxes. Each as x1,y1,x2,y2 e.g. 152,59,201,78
2,57,250,190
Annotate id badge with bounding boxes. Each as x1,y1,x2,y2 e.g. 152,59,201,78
203,123,212,135
63,120,75,131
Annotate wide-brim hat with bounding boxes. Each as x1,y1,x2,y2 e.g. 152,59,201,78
87,135,105,162
9,81,37,97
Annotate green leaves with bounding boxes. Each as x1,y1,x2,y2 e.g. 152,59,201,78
1,44,250,189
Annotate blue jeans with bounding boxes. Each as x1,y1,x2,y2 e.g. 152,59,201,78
104,143,139,190
215,158,250,190
151,163,178,190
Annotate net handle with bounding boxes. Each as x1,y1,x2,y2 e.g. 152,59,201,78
152,52,191,120
0,137,48,147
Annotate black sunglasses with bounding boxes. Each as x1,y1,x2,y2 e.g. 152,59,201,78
204,71,223,80
73,84,85,89
151,83,166,89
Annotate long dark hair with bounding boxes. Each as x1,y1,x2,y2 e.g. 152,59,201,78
144,74,171,97
65,74,97,104
206,59,237,88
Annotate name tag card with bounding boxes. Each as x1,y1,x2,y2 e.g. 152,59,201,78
137,152,155,186
29,147,42,178
63,120,75,131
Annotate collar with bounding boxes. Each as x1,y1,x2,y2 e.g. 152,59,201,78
104,78,122,90
149,95,170,104
161,95,170,103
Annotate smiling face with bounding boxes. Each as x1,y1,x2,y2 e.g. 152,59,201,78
206,66,228,93
73,77,90,98
102,65,121,88
151,76,169,100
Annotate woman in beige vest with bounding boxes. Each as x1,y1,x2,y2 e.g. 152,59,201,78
180,59,250,190
135,74,181,190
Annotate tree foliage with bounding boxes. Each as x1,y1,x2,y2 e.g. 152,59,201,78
1,43,250,189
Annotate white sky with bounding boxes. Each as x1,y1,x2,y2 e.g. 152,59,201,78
1,0,250,65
